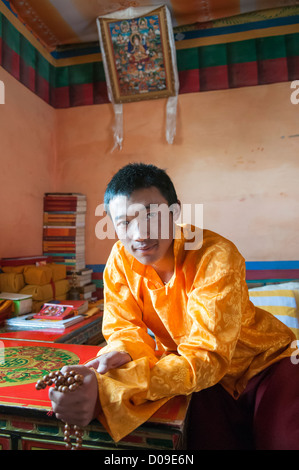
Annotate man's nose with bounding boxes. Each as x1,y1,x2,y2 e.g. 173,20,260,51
128,217,148,240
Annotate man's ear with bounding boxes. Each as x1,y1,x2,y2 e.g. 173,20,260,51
171,200,181,222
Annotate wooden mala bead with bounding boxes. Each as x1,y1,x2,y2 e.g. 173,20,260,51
36,370,84,450
63,424,84,450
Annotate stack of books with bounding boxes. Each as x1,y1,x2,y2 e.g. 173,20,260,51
5,313,84,331
5,300,89,331
43,193,86,273
68,268,96,301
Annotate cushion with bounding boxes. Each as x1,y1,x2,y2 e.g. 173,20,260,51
0,272,25,293
1,265,27,274
19,279,70,301
23,265,53,286
8,264,67,286
48,263,66,282
249,282,299,340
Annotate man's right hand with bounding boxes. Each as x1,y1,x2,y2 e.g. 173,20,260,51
85,351,132,375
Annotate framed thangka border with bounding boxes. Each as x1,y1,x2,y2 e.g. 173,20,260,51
98,6,176,104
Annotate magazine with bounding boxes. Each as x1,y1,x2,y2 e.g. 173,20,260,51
5,313,84,330
33,303,74,320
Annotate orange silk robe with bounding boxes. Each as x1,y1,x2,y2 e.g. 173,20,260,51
95,226,294,441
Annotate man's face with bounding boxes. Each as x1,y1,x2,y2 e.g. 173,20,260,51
109,187,179,266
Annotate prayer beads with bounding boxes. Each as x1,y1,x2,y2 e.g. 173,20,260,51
36,370,84,450
63,423,84,450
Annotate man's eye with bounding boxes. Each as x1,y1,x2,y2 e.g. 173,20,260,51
147,212,157,219
118,220,129,226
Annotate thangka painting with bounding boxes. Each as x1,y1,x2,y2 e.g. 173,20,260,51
98,6,176,104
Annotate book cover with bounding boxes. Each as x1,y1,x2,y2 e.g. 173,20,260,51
44,206,86,214
33,303,75,320
47,300,88,315
79,283,96,294
78,268,93,275
43,227,84,235
67,276,92,287
43,236,85,241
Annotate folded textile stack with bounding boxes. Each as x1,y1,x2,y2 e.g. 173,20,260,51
43,193,87,273
0,262,70,313
0,271,25,293
0,256,50,294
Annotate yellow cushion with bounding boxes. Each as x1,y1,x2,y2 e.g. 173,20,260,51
23,265,53,286
1,265,28,274
19,279,70,301
48,263,66,282
0,273,25,293
1,263,66,285
249,284,299,340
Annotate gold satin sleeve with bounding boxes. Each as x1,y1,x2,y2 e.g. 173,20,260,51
97,247,159,368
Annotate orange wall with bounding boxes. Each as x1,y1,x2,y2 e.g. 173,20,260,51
0,66,56,258
0,65,298,265
55,81,299,264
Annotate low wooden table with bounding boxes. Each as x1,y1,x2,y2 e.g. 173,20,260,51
0,340,190,450
0,312,103,345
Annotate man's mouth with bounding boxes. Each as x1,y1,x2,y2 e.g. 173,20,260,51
133,243,157,253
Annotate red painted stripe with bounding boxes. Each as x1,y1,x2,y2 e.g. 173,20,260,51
179,69,200,93
120,434,144,443
92,272,103,280
70,83,94,107
258,57,288,84
200,65,229,91
287,55,299,81
36,75,50,103
228,61,258,88
20,58,36,92
2,42,20,80
51,86,70,108
246,269,299,280
94,81,109,104
11,420,35,431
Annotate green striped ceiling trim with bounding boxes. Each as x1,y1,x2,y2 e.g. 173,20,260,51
177,33,299,70
0,11,298,107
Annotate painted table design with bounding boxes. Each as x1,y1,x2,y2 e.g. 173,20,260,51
0,340,190,450
0,340,99,410
0,346,79,388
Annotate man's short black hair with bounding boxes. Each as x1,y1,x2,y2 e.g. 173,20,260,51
104,163,178,212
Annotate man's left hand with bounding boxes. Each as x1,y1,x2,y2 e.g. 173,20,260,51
49,364,100,427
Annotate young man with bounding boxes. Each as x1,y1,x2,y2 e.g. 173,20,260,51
50,163,299,449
